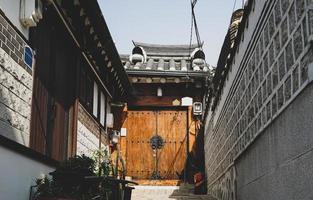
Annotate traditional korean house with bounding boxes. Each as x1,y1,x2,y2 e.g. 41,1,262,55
0,0,130,199
29,0,131,161
119,42,211,183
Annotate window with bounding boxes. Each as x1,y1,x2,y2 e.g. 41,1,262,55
79,66,95,113
93,82,98,117
86,76,93,112
100,92,105,126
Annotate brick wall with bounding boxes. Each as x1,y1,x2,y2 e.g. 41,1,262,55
77,103,109,156
0,12,32,146
205,0,313,199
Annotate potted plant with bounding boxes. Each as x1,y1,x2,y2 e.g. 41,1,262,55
33,176,76,200
34,155,96,200
50,155,95,188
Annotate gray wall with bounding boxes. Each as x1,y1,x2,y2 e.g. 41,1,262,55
204,0,313,199
236,83,313,200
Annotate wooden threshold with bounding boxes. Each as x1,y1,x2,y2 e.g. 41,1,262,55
134,179,182,186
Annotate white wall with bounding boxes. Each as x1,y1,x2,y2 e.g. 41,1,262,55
0,0,34,39
77,120,100,157
0,146,54,200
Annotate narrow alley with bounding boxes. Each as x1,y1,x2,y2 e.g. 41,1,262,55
0,0,313,200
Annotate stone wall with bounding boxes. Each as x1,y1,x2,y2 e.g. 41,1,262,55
0,12,32,146
204,0,313,199
236,84,313,199
77,103,109,157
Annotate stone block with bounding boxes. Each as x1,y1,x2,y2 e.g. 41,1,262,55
0,117,29,146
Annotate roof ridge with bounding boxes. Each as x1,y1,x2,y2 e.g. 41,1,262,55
133,41,203,49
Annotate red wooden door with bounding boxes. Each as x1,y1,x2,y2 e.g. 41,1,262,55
124,109,187,180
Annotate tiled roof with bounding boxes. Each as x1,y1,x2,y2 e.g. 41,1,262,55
121,54,192,71
132,41,201,57
121,42,209,73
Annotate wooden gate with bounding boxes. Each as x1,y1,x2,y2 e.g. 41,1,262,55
123,109,187,180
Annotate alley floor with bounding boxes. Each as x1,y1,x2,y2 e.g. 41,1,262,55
131,185,216,200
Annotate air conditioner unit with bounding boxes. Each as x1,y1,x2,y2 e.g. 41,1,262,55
20,0,43,27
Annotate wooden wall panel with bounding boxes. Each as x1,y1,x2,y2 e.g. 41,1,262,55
51,103,68,161
30,78,48,154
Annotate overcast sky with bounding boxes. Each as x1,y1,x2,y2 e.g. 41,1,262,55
99,0,244,66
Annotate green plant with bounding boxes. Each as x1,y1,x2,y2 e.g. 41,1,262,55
92,148,113,176
33,155,99,200
33,154,119,200
34,176,52,198
59,154,95,173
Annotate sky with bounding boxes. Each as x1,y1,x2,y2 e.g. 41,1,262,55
99,0,244,66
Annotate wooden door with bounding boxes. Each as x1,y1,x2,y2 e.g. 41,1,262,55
124,109,187,180
125,111,156,179
157,110,187,179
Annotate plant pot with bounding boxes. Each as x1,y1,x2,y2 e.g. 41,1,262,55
50,169,93,187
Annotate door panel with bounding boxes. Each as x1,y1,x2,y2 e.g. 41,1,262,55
158,111,187,179
123,109,187,180
125,111,155,179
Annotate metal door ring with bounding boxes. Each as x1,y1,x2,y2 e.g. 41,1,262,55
150,135,164,150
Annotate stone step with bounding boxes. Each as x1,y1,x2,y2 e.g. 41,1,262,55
131,185,216,200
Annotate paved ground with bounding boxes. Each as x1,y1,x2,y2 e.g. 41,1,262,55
131,185,216,200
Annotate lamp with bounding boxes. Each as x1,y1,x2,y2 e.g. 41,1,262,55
111,130,120,144
157,87,163,97
193,102,203,116
110,102,125,107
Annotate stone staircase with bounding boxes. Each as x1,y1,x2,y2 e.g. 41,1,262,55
131,184,216,200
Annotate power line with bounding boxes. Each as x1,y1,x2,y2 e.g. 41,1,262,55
189,0,202,50
232,0,237,13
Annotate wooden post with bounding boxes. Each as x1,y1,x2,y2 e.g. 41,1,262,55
185,107,190,183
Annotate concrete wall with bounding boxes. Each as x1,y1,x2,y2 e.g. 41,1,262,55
77,103,109,156
204,0,313,199
0,145,54,200
0,12,32,146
